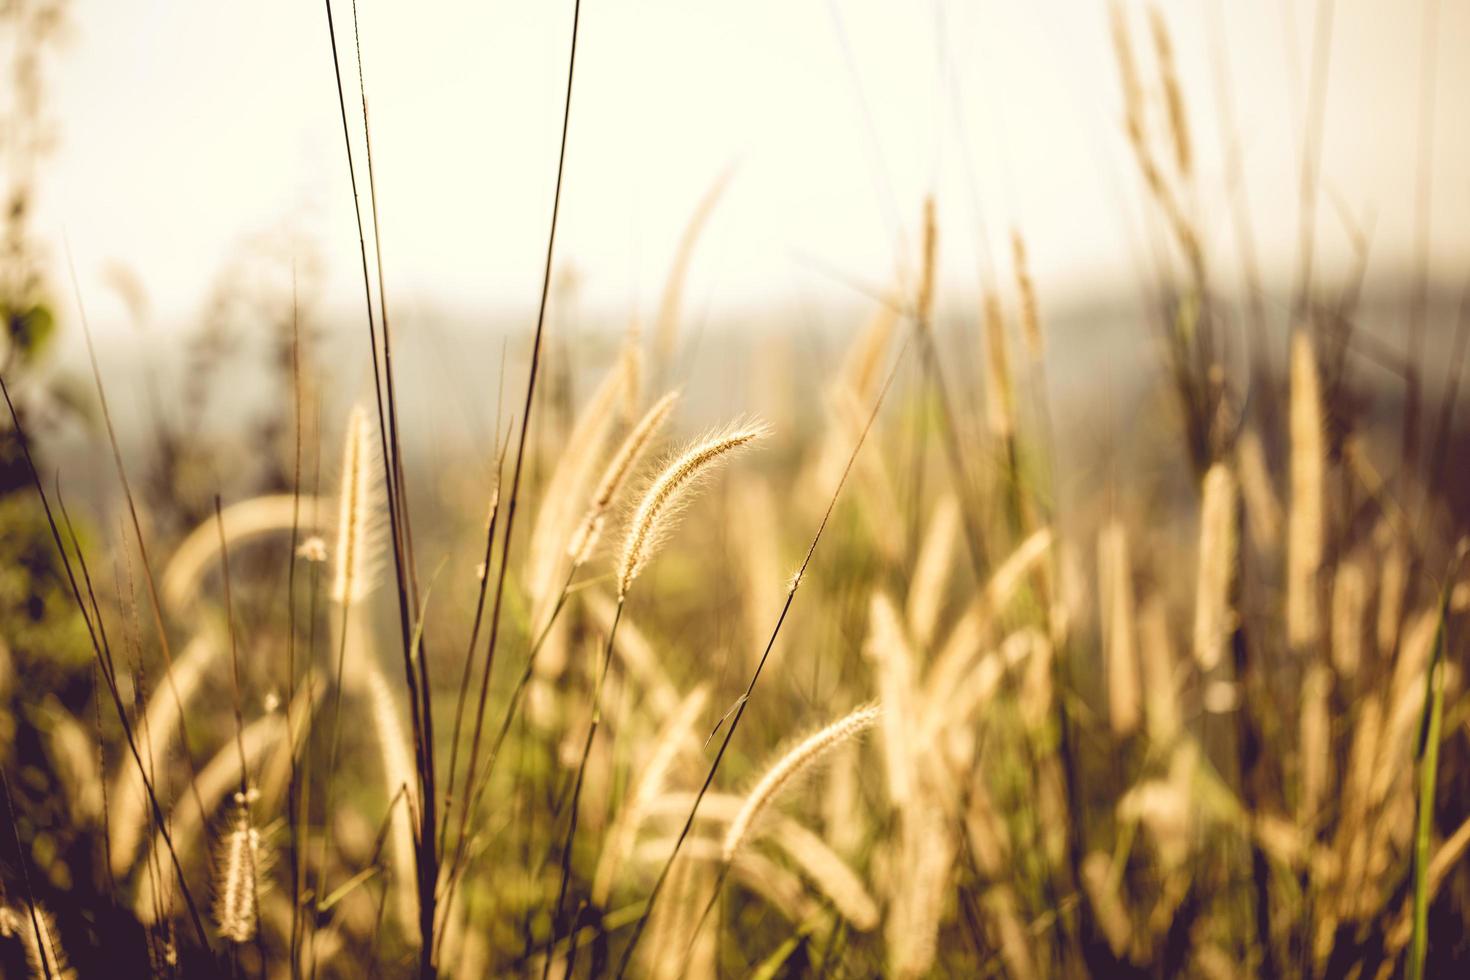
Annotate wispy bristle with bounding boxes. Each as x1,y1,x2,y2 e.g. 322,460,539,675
569,390,680,567
330,404,383,605
212,793,266,944
722,703,880,862
8,904,71,980
617,420,768,597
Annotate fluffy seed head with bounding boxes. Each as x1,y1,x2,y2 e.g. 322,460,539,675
213,792,266,944
722,704,880,862
331,404,383,605
569,390,680,566
617,420,768,597
6,904,71,980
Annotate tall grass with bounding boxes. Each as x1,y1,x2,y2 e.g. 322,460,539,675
0,2,1465,978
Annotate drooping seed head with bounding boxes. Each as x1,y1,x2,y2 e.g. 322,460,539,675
617,420,769,597
569,390,680,567
722,704,881,863
331,404,384,605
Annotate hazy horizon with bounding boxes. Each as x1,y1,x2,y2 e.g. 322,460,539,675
27,0,1470,347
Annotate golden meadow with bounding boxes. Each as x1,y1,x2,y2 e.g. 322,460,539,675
0,1,1466,977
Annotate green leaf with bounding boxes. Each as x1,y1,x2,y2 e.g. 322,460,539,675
1409,565,1454,980
750,935,804,980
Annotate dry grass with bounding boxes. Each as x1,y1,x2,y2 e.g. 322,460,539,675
0,3,1465,978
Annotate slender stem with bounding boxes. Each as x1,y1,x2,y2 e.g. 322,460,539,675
545,598,623,979
451,0,584,888
615,337,909,976
433,567,578,960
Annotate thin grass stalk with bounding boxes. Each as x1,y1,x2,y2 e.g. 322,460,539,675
312,409,379,977
0,374,213,953
449,1,584,917
1409,558,1457,980
550,418,762,970
69,261,210,827
214,497,269,969
439,394,680,945
1,767,56,980
432,562,575,960
613,336,909,977
544,599,624,979
341,7,440,967
438,471,502,857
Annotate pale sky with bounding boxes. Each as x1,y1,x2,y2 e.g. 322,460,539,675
29,0,1470,338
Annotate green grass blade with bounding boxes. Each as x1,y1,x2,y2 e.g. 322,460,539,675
1408,576,1452,980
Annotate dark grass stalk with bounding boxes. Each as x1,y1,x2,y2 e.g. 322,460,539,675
320,0,434,966
84,508,164,923
544,599,624,979
349,12,438,864
351,0,421,615
92,660,120,906
0,372,213,953
433,563,575,960
449,0,584,900
613,337,910,977
67,251,209,825
0,767,55,980
438,368,509,845
438,437,508,860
